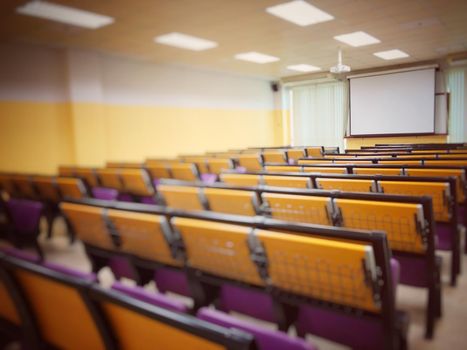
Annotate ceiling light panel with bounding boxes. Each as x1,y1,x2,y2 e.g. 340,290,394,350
374,49,409,60
154,32,218,51
16,1,114,29
266,0,334,26
334,31,380,47
235,52,280,64
287,64,321,72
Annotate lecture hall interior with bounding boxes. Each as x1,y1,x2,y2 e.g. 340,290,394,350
0,0,467,349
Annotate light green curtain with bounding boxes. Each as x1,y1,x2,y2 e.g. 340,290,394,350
290,80,346,149
447,68,466,142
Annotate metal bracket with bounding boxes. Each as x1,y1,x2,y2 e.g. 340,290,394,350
247,228,269,282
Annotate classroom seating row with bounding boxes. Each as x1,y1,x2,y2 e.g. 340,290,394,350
59,198,406,349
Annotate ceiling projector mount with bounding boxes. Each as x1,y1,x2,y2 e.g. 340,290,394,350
330,48,351,73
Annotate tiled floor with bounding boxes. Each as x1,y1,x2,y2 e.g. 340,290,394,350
3,218,467,349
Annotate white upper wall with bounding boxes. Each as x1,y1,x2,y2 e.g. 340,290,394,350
0,43,68,102
0,43,275,110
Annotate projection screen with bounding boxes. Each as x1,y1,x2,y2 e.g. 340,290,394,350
349,68,436,136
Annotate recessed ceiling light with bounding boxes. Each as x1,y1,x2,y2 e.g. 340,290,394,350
334,31,380,47
374,49,409,60
234,52,280,64
16,1,114,29
287,64,321,72
154,32,218,51
266,0,334,26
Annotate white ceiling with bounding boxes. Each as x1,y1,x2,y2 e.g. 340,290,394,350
1,0,467,79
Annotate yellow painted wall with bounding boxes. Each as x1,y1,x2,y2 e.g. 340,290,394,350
0,101,279,173
344,135,448,149
0,101,75,174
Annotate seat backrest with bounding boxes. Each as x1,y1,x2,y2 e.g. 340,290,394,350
220,174,261,187
12,175,37,199
106,209,181,267
206,159,234,175
255,229,380,312
119,169,155,196
286,149,305,163
238,154,263,171
261,193,333,226
58,166,76,177
262,150,287,164
182,157,210,174
332,160,374,165
305,147,323,157
265,165,302,173
172,217,264,286
298,159,332,165
0,174,17,197
353,168,403,176
424,160,467,166
302,166,348,174
106,162,143,169
315,178,376,193
0,275,21,326
378,160,421,165
6,198,43,233
170,163,200,181
334,199,427,253
145,160,173,179
203,188,259,216
57,178,88,200
33,176,61,203
75,168,100,188
379,181,451,222
158,184,206,211
405,168,466,202
263,175,312,189
89,285,253,350
60,202,114,249
1,257,106,350
97,168,124,191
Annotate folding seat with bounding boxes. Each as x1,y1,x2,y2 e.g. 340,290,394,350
32,176,62,239
56,177,88,200
203,188,259,216
265,165,302,172
145,160,173,181
3,199,44,259
302,166,348,174
106,161,143,169
333,198,440,338
298,159,332,165
332,160,374,165
263,175,312,189
96,168,124,192
88,283,255,350
11,175,37,199
304,146,323,157
119,169,155,197
315,178,377,193
181,157,210,174
0,254,106,350
424,160,467,166
106,209,189,294
158,184,206,211
197,308,316,350
206,158,235,175
0,255,22,346
405,168,466,202
57,165,76,177
261,193,333,226
74,167,100,188
220,173,261,187
0,174,17,198
171,218,272,321
237,153,264,171
286,149,305,164
262,150,288,164
170,163,201,181
378,160,422,165
254,228,403,350
353,167,403,176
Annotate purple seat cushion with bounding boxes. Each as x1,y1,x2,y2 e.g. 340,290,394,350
6,199,43,233
235,167,247,173
92,187,119,201
154,267,190,296
109,256,136,280
140,197,157,204
393,255,431,288
43,262,97,282
197,308,316,350
117,193,134,202
296,305,383,350
112,281,188,313
0,246,40,262
218,284,276,323
458,205,466,225
435,222,452,251
201,173,218,184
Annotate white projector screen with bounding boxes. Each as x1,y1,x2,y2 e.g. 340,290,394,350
349,68,436,136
